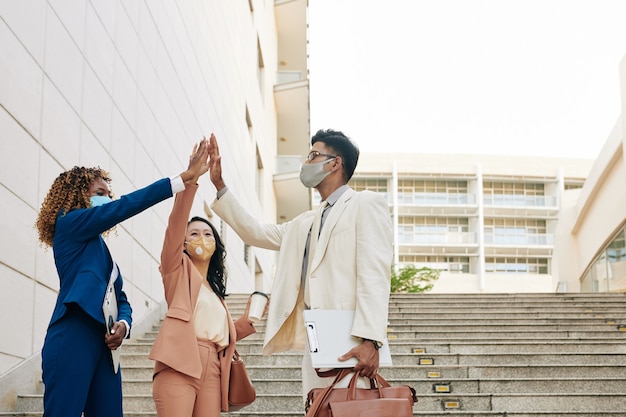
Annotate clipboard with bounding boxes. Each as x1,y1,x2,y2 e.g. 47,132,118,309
303,309,392,368
102,264,121,373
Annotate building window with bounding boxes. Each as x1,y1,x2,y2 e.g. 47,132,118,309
256,37,264,98
349,178,388,201
246,106,253,141
582,227,626,292
399,255,470,273
483,219,551,245
219,220,226,246
398,217,470,245
255,145,263,204
483,181,554,206
398,179,468,194
564,180,585,190
397,179,470,205
485,257,548,274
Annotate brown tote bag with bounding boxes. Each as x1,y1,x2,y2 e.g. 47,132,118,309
305,368,417,417
228,349,256,411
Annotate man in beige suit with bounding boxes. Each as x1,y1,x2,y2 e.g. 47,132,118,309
208,129,393,399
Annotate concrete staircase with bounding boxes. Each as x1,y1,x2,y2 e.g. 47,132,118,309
4,292,626,416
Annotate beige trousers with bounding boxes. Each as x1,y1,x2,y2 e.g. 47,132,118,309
153,339,221,417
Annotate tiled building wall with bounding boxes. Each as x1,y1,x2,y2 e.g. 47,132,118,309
0,0,275,375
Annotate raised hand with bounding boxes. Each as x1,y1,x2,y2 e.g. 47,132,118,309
208,133,226,191
181,137,210,184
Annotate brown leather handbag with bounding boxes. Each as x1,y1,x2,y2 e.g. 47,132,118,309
227,349,256,411
305,369,417,417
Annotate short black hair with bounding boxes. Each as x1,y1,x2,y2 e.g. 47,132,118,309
310,129,360,182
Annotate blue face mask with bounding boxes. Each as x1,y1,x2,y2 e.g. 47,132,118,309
90,195,112,207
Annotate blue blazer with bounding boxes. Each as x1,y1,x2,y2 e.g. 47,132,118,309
49,178,174,331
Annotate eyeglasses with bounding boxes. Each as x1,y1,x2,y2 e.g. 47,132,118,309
305,150,337,162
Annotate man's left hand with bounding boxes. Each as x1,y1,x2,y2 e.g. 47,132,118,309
338,340,379,379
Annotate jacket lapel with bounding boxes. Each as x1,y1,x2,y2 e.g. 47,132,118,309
309,189,355,270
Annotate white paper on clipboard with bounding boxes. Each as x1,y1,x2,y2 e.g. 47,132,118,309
103,264,121,373
303,309,392,368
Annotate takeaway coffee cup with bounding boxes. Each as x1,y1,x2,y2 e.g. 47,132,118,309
248,291,269,322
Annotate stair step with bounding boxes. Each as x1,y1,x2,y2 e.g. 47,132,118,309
389,341,626,354
8,293,626,416
412,393,626,412
122,339,626,355
119,351,626,367
387,330,626,339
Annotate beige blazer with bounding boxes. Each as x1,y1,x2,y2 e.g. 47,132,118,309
211,187,393,356
149,184,255,412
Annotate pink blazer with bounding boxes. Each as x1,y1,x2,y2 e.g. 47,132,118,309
148,184,255,412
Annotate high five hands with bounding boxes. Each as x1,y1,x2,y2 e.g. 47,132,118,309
208,134,226,191
182,137,211,184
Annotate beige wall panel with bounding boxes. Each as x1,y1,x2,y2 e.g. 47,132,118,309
0,109,40,209
32,283,57,352
0,188,38,279
80,67,114,146
48,0,87,50
84,4,115,92
44,7,83,112
40,81,81,168
0,0,46,64
0,19,43,139
0,266,34,363
432,273,553,293
482,274,554,293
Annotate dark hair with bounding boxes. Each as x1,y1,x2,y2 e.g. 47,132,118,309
311,129,360,182
186,216,228,299
36,166,112,247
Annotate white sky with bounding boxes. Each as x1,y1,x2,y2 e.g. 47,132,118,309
308,0,626,159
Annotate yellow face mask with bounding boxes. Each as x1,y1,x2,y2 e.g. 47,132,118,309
185,236,216,261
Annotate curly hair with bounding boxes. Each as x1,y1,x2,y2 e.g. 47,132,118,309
185,216,228,299
36,166,112,247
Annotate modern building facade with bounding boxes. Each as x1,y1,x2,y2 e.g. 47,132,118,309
0,0,309,380
345,153,593,293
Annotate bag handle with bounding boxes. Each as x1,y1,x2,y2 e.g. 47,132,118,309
306,369,419,414
347,372,382,400
305,368,353,416
346,372,418,404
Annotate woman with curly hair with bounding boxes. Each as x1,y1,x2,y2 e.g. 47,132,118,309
36,138,210,417
149,134,262,417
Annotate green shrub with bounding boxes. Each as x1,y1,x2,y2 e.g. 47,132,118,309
390,265,440,293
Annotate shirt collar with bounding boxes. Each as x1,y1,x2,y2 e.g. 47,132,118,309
322,184,350,207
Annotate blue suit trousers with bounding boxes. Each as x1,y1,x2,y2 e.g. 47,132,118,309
42,304,123,417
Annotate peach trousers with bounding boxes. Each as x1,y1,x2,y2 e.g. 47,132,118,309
153,339,221,417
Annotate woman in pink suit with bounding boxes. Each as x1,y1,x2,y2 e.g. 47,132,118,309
149,134,259,417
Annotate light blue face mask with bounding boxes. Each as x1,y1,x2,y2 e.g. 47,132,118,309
90,195,113,207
